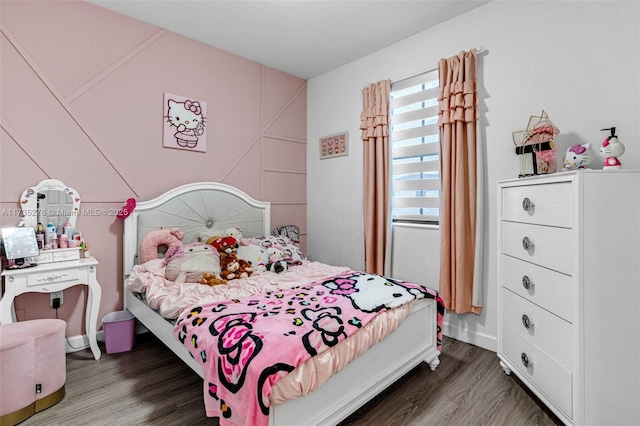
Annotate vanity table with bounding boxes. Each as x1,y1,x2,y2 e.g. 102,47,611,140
0,178,102,360
0,257,102,360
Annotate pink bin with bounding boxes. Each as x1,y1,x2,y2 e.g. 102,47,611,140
102,310,136,354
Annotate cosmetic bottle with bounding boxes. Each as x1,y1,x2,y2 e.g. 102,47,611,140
59,235,69,248
35,223,45,250
45,222,56,245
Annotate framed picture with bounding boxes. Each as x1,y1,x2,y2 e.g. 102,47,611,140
163,92,207,153
319,132,349,159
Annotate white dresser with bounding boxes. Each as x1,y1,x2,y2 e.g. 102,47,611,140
497,170,640,425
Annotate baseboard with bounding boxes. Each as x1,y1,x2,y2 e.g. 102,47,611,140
443,321,497,352
65,331,104,353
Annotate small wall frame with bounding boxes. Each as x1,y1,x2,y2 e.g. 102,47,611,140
319,132,349,159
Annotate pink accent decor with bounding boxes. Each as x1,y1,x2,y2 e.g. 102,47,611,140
116,198,136,220
0,319,66,424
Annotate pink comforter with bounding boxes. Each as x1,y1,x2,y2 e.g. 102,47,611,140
128,259,350,319
173,271,437,426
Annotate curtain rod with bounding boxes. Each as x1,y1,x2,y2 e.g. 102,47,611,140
390,45,484,85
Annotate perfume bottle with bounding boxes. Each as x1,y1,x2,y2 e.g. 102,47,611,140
35,223,45,250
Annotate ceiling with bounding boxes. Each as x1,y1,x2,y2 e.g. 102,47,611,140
87,1,489,80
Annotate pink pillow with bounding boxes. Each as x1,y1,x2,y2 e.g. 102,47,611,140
139,227,184,264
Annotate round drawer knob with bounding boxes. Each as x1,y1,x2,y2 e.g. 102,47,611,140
522,314,533,329
521,352,532,368
522,275,534,290
522,197,535,211
522,236,534,251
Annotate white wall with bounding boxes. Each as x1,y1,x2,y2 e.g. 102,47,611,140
307,1,640,351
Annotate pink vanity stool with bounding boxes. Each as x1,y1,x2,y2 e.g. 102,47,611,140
0,319,66,425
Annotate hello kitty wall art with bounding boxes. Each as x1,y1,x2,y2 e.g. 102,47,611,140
163,92,207,152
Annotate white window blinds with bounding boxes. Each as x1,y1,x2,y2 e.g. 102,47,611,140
390,69,440,224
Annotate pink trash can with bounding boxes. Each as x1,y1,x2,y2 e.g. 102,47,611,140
102,310,136,354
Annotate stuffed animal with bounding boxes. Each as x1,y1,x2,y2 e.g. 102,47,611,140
139,227,184,264
219,251,254,280
198,226,245,244
206,236,239,255
164,242,223,283
199,272,227,287
267,259,288,273
265,245,288,274
236,244,268,274
562,143,595,171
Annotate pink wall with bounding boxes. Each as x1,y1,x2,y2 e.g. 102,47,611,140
0,1,307,337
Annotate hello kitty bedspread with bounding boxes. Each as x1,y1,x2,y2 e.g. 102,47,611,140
173,271,441,426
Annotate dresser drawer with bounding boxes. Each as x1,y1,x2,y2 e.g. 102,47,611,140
502,182,573,228
27,268,79,286
501,254,573,322
502,221,573,275
501,288,573,368
53,248,81,262
501,324,573,419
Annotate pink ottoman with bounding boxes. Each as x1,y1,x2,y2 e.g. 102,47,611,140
0,319,66,425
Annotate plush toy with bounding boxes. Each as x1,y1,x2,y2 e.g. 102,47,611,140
219,252,254,280
206,236,239,255
265,245,288,274
267,259,288,273
198,226,245,244
199,272,227,287
236,244,268,274
164,242,223,283
139,227,184,264
562,143,595,171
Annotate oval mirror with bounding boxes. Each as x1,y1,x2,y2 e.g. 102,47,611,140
20,179,81,230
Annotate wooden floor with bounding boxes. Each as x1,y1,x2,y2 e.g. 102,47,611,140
20,334,563,426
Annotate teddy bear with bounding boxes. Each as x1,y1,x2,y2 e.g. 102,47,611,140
199,272,227,287
199,226,246,244
219,251,254,280
206,235,239,255
164,242,223,283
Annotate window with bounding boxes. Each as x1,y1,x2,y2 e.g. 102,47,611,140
390,69,440,224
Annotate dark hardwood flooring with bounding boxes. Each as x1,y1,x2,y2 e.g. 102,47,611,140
19,334,562,426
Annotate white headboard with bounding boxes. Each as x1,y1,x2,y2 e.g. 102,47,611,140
123,182,270,275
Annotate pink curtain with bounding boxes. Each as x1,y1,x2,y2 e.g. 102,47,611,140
437,50,482,314
360,80,391,275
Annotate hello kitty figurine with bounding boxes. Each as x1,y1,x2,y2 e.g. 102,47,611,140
600,127,625,170
562,143,595,171
166,99,205,148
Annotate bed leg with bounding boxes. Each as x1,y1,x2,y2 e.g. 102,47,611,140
426,355,440,371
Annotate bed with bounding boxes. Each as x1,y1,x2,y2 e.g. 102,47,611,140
123,182,443,426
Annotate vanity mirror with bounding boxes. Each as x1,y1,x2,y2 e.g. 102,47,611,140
20,179,81,230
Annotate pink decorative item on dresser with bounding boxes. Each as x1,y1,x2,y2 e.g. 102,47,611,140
0,319,66,425
599,127,625,169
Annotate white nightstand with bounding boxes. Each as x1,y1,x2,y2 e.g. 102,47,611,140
0,257,102,360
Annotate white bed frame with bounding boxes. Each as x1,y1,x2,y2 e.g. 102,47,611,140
123,182,440,426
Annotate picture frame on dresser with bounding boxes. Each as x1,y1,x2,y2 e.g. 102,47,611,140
497,169,640,426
